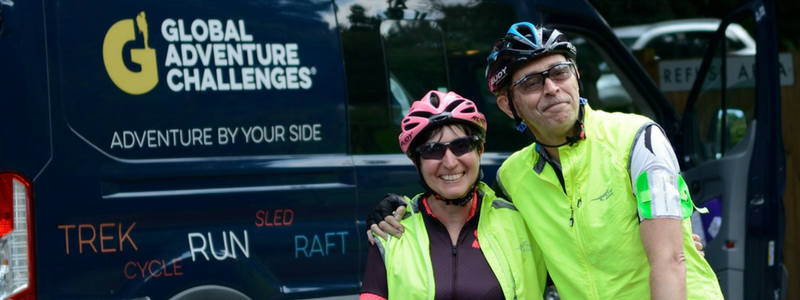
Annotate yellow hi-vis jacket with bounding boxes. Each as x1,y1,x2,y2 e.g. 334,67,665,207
496,105,723,299
373,182,546,300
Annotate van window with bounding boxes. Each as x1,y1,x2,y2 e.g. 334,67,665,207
642,31,749,60
339,0,522,154
564,34,641,114
675,19,759,163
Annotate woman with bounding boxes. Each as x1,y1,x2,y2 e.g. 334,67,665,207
359,90,546,300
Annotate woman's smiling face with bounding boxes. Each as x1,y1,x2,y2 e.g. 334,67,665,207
418,124,481,199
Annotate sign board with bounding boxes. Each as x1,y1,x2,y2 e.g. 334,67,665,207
658,53,794,92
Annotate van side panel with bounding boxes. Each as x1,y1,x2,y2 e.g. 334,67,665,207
0,0,52,177
2,1,362,299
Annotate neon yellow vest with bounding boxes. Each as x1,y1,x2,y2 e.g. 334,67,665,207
374,182,545,300
496,106,723,299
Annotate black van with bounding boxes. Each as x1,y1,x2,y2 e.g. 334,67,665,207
0,0,786,299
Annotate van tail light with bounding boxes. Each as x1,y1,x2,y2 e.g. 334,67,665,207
0,173,36,300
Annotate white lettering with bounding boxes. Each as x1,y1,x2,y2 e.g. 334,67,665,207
212,44,227,66
216,68,230,91
190,19,209,42
209,19,224,42
228,68,243,90
201,68,217,91
187,230,249,262
159,19,317,93
299,67,312,89
188,232,209,262
271,44,286,66
289,124,322,142
256,44,271,65
161,19,179,42
183,68,201,91
241,44,257,65
223,19,241,42
177,19,193,42
167,68,183,91
227,44,243,66
286,43,299,65
196,44,213,66
111,132,123,149
242,68,256,90
286,67,299,89
181,44,198,67
271,68,286,89
165,44,182,67
255,68,271,89
239,20,253,42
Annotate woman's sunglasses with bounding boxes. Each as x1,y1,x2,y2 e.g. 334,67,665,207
415,135,482,160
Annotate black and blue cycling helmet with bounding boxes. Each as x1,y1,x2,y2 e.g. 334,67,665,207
485,22,577,94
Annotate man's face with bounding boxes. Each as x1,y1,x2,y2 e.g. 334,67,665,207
496,54,581,144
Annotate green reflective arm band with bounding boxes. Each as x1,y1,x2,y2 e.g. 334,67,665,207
678,175,709,215
637,171,698,219
635,171,654,219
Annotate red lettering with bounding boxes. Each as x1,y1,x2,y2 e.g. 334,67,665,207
283,209,294,225
274,209,283,226
99,223,116,253
124,258,185,279
163,259,173,276
255,209,294,227
58,225,75,254
263,210,273,226
136,260,147,278
148,259,162,277
124,261,137,279
119,222,138,251
255,210,266,226
172,258,184,276
78,224,98,254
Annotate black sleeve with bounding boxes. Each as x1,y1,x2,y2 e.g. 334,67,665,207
360,243,389,297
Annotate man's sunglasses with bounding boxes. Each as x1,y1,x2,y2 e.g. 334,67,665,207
510,61,575,94
415,135,482,160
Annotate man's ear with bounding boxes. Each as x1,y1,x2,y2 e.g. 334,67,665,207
496,93,515,119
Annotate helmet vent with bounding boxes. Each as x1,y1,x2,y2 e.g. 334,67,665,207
445,99,464,112
403,122,421,131
429,93,440,107
408,111,433,118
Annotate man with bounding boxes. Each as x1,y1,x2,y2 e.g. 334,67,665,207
368,22,722,299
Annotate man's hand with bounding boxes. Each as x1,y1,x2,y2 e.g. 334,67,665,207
366,194,408,245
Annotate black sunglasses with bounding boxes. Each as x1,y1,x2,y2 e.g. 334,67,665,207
415,135,482,160
510,61,574,94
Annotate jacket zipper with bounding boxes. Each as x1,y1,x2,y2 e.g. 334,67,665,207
565,155,600,299
452,244,458,299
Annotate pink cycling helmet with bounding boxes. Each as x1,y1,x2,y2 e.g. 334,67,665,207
398,90,487,154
